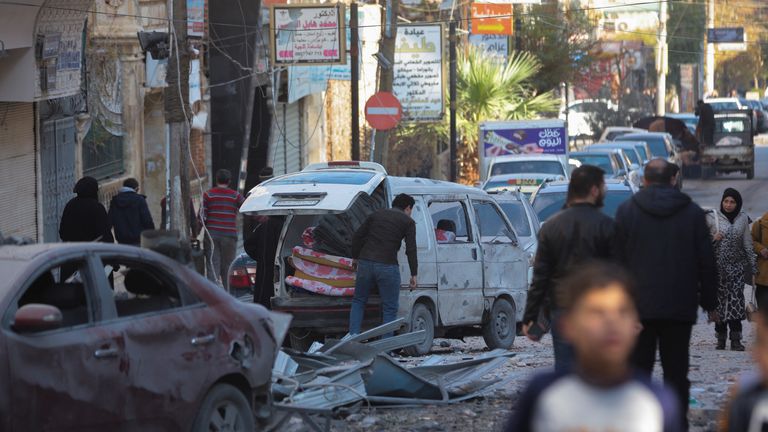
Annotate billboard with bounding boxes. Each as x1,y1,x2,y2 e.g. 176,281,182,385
271,5,346,66
480,122,568,157
393,24,444,121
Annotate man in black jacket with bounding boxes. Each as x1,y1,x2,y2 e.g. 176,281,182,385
614,159,718,431
108,178,155,245
523,165,617,371
349,193,418,338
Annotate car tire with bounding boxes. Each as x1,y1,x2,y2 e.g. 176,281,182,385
482,298,517,350
747,166,755,180
192,383,254,432
402,303,435,356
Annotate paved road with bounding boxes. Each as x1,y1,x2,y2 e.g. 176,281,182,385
685,140,768,217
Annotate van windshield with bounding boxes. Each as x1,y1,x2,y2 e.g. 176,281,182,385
268,171,376,185
490,161,564,176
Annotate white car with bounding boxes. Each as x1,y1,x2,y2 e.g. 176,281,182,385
560,99,616,138
483,154,569,196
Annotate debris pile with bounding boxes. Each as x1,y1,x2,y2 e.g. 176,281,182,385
268,318,515,430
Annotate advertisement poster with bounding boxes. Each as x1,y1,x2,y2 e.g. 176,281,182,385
468,34,508,61
393,24,444,121
481,125,567,157
271,5,346,65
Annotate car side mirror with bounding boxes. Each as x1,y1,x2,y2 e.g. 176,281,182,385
13,304,63,333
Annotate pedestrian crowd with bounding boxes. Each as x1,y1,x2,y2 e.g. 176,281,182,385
512,160,768,431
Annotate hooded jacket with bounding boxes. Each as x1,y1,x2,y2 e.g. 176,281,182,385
615,185,717,323
59,177,114,243
108,187,155,245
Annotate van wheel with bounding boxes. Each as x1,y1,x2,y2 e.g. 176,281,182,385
483,298,516,350
289,330,317,352
747,166,755,180
192,384,254,432
402,303,435,356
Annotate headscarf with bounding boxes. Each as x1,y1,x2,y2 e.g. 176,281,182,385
73,176,99,199
720,188,742,224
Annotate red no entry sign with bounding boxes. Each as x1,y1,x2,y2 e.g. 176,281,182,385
365,92,402,131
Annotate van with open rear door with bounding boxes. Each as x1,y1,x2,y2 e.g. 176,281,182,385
240,161,529,355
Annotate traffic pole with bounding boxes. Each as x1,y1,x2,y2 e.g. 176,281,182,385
351,2,360,161
449,21,457,183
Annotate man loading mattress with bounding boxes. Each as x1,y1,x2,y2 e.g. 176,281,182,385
348,193,418,338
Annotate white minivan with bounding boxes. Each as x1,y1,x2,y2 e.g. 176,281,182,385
240,161,529,355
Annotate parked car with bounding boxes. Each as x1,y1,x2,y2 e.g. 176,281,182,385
240,161,530,355
228,252,258,298
742,99,768,133
611,140,653,163
482,154,569,196
530,179,635,224
598,126,645,142
560,99,616,138
569,150,626,180
489,190,540,286
0,243,281,431
614,132,682,188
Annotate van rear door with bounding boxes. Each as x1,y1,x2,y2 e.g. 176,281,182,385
240,169,387,215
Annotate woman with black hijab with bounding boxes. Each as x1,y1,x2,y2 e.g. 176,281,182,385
59,176,114,243
705,188,757,351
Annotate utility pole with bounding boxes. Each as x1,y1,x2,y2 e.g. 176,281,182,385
449,22,457,182
705,0,715,95
372,0,398,166
350,2,360,161
165,0,191,239
656,0,668,116
513,4,522,51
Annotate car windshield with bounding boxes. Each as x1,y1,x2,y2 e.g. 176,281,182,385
634,146,648,160
709,101,739,111
533,190,633,222
498,202,532,237
490,161,564,176
571,155,616,174
620,137,668,158
716,118,749,133
267,171,375,185
605,131,630,140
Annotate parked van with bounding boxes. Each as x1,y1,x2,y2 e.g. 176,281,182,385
239,161,529,355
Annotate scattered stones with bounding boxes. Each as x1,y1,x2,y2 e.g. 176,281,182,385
360,415,379,428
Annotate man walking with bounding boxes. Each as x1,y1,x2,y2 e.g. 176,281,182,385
108,178,155,245
349,193,418,337
201,169,245,288
523,165,617,372
614,159,718,430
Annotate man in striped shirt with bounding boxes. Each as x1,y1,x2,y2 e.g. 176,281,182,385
201,169,245,288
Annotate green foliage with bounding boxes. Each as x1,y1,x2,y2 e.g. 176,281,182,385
667,0,706,91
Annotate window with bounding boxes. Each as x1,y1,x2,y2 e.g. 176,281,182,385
428,201,472,243
572,155,615,174
17,260,91,329
82,120,125,180
532,191,567,222
498,202,532,237
473,201,515,243
716,119,748,133
101,259,182,317
490,161,564,176
268,171,375,185
634,146,648,161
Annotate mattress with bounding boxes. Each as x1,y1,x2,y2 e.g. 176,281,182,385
286,276,355,297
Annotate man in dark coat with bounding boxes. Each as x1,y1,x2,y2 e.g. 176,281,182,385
695,100,715,148
522,165,617,372
59,176,114,243
245,215,284,309
614,159,718,431
108,178,155,245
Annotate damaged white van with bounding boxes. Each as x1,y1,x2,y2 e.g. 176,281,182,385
240,161,529,355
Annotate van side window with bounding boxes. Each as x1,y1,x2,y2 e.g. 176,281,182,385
473,201,516,243
428,201,472,243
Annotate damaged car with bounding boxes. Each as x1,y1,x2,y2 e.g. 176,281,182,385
0,243,282,431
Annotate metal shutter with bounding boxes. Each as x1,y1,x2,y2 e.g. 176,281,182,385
271,101,302,175
0,103,37,240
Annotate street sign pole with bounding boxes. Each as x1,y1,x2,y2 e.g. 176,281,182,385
449,21,457,183
350,2,360,161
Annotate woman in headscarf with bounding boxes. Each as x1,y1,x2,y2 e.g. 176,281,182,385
59,176,114,243
706,188,757,351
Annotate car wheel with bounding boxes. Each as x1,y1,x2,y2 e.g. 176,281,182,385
192,383,254,432
747,166,755,180
402,303,435,356
482,298,516,350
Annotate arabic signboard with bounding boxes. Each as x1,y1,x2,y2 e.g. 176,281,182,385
469,34,509,60
393,24,444,122
287,61,356,103
187,0,205,37
471,3,514,35
480,123,568,157
271,4,346,66
707,27,744,43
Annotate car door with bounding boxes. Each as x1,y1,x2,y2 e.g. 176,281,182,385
396,195,437,315
91,252,233,430
427,196,484,326
471,199,528,308
3,254,128,431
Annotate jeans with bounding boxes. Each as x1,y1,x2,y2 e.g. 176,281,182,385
205,235,237,289
349,260,401,337
550,309,575,372
632,320,693,431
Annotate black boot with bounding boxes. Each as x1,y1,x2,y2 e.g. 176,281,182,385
716,332,727,350
731,332,746,351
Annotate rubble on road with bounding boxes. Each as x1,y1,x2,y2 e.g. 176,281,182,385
267,318,516,431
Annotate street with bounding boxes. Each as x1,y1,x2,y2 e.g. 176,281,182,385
299,144,768,432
